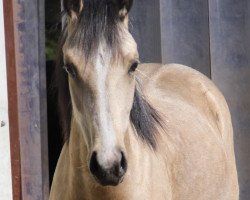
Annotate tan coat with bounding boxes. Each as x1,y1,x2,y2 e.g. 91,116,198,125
50,64,239,200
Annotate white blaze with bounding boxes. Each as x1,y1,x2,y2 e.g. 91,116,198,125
95,45,117,167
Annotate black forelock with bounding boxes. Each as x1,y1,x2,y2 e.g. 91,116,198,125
67,0,122,59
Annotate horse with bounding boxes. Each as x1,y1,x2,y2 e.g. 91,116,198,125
50,0,239,199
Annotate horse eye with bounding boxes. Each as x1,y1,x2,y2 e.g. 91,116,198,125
128,62,139,74
64,64,77,78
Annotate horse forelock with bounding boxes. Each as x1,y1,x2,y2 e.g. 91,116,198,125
66,0,122,59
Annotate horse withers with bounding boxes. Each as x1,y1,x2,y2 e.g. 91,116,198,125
50,0,239,199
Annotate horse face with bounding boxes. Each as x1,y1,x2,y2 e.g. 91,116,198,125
63,19,139,185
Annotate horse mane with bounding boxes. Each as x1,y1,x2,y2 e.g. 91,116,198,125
55,0,164,149
130,87,164,149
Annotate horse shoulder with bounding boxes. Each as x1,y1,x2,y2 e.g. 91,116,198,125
137,63,238,199
138,63,233,151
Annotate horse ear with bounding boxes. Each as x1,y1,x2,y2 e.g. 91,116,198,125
123,0,133,12
63,0,83,17
118,0,133,18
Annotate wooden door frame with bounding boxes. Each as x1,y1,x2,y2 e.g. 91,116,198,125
3,0,49,199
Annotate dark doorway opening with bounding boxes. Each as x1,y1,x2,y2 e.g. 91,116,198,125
45,0,63,187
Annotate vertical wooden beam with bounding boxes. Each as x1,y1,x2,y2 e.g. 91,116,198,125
209,0,250,198
3,0,22,199
130,0,162,63
159,0,211,77
5,0,49,199
0,0,14,199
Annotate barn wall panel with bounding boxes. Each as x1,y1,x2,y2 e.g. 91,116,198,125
130,0,162,63
11,0,49,199
209,1,250,198
159,0,211,77
130,0,211,77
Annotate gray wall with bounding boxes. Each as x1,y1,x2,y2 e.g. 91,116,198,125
130,0,250,199
12,0,49,198
209,1,250,198
130,0,162,63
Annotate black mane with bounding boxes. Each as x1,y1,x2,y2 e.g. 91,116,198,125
56,0,164,149
130,87,164,149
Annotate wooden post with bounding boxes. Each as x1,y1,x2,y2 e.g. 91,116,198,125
3,0,22,199
3,0,49,199
0,0,13,199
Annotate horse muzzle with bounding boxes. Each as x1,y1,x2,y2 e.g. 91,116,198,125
89,151,127,186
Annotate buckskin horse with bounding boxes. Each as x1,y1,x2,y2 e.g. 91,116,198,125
50,0,239,199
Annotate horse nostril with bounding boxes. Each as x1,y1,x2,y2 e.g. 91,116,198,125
89,150,127,186
120,152,127,176
89,151,99,176
103,151,127,178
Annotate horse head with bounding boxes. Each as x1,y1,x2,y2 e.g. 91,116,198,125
60,0,139,186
